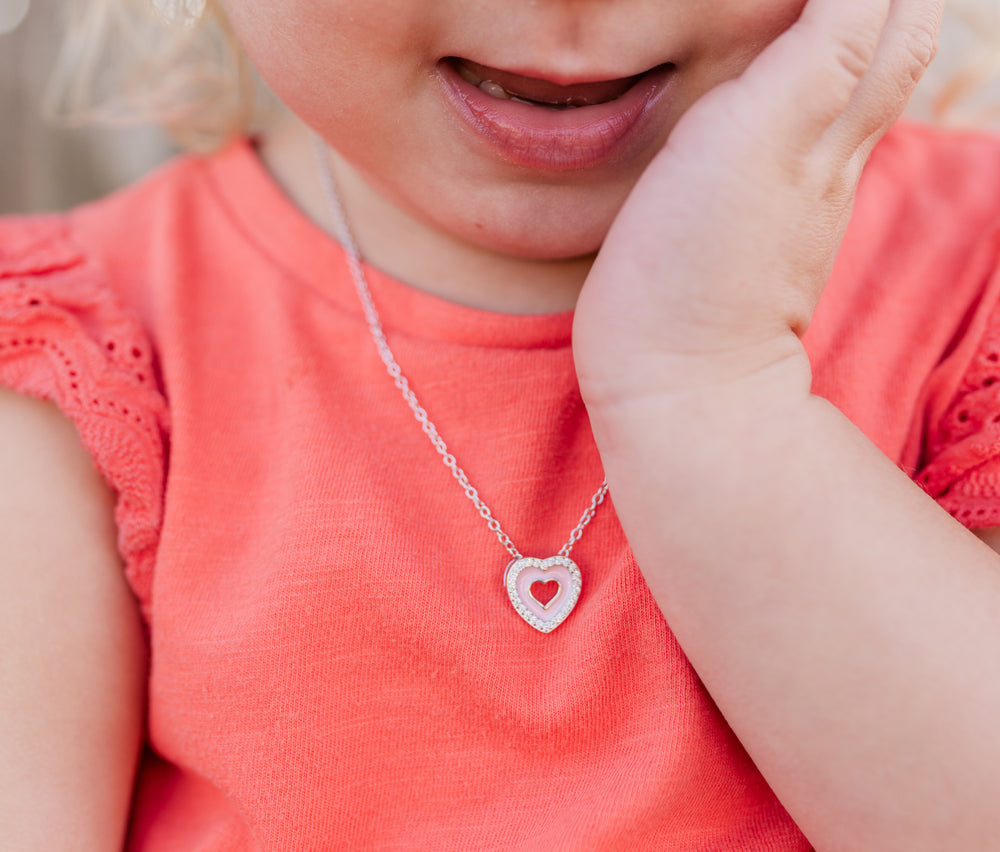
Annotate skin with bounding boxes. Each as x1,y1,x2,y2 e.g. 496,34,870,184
0,389,146,849
243,2,1000,847
227,0,807,313
6,0,998,847
237,1,1000,847
574,1,1000,846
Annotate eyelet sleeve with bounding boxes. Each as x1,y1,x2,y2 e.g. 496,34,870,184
0,217,167,618
917,229,1000,529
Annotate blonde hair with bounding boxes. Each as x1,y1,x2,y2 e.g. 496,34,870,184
48,0,1000,153
47,0,257,152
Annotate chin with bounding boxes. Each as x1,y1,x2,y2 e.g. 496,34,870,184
510,228,607,260
438,197,617,262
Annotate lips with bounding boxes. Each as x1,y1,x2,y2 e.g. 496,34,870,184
449,57,648,108
437,58,675,172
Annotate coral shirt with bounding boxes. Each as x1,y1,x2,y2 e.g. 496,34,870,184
3,121,1000,850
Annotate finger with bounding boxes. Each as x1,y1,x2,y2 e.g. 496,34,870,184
731,0,892,151
829,0,944,160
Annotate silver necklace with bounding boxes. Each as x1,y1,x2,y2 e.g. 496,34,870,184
312,136,609,633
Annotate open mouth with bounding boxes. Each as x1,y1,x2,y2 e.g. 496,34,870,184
438,56,676,171
445,57,657,110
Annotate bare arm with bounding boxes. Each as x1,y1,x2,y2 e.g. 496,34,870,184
572,0,1000,847
0,387,146,849
585,379,1000,851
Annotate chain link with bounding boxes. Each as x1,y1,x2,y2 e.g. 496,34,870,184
313,135,609,560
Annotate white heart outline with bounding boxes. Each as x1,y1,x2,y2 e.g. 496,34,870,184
530,579,561,610
504,555,582,633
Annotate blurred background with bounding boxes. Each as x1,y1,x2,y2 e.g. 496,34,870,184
0,0,174,214
1,0,998,215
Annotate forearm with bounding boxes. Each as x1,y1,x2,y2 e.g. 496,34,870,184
588,358,1000,851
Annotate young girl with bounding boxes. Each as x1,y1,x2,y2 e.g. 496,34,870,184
3,0,999,848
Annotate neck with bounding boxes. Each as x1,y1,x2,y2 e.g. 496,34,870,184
256,114,594,315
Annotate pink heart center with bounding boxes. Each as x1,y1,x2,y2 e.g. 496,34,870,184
530,579,560,608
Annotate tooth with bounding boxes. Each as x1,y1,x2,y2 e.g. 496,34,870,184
457,63,482,86
479,80,510,100
509,96,534,105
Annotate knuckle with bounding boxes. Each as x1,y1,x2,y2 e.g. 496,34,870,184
830,32,876,85
797,17,875,90
902,20,939,78
808,24,879,111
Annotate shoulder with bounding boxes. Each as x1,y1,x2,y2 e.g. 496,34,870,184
0,209,160,412
0,147,217,312
836,121,1000,301
0,138,255,294
803,123,1000,459
873,119,1000,173
861,120,1000,234
0,202,173,620
0,137,258,389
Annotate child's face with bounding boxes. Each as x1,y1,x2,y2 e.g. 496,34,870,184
223,0,807,262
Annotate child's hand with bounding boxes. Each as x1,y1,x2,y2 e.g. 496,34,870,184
571,10,1000,849
575,0,943,409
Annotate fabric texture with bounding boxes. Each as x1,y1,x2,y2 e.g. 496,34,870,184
0,219,167,611
2,120,1000,850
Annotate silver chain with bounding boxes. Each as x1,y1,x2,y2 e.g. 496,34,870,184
312,136,609,561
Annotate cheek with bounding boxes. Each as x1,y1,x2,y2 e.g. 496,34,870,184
224,0,454,162
221,1,412,104
712,0,809,57
676,0,808,95
221,1,436,61
219,1,312,92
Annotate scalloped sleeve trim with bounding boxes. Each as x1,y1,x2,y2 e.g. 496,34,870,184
917,236,1000,528
0,219,167,618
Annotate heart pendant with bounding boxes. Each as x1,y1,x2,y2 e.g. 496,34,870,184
504,555,582,633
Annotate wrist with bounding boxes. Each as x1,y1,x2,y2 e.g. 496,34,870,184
574,319,810,411
586,388,859,594
581,335,814,452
